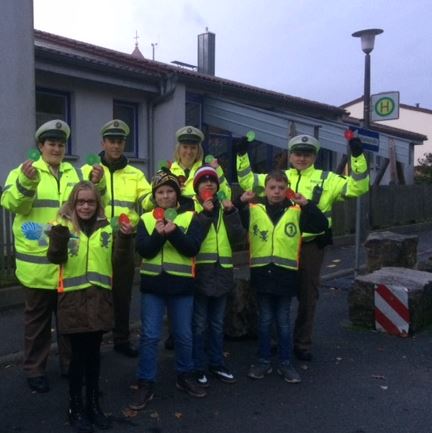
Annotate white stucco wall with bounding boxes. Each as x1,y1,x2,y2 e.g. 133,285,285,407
345,101,432,163
0,0,35,184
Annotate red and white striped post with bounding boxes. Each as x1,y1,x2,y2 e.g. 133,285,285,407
374,284,410,336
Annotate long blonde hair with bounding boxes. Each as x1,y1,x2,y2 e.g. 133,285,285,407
59,181,106,233
173,142,204,166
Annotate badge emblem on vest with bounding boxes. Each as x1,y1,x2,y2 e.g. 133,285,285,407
68,238,80,256
100,232,111,248
252,224,268,241
284,223,297,237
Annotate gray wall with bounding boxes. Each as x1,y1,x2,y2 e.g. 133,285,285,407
34,75,151,175
0,0,35,184
153,84,186,171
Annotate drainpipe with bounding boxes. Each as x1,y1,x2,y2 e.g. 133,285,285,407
147,72,178,177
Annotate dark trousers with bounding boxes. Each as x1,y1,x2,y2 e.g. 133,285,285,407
112,241,135,346
68,331,103,398
23,287,71,377
293,241,325,352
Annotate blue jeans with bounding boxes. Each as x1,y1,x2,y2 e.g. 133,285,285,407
137,293,194,381
193,294,227,370
257,293,293,365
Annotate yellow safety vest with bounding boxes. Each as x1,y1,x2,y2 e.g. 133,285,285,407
81,163,151,226
237,152,369,240
1,158,83,289
140,211,195,277
58,221,113,292
194,201,232,268
249,203,302,271
170,160,232,199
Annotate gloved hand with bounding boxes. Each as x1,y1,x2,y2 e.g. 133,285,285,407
233,136,249,155
349,137,363,157
47,225,71,264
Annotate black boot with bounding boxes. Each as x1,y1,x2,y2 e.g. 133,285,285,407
68,395,93,433
86,388,111,430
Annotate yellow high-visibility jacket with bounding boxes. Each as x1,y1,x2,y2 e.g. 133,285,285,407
237,152,368,240
1,159,86,288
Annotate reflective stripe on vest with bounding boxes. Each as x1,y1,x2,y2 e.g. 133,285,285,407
16,179,35,197
250,256,298,268
111,199,135,209
16,252,51,264
33,199,60,208
62,272,111,290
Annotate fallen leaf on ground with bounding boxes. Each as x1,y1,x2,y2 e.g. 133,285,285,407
327,264,337,268
332,259,341,263
223,351,231,358
371,374,386,380
122,407,138,418
175,412,183,419
150,411,160,419
336,357,343,361
380,385,388,390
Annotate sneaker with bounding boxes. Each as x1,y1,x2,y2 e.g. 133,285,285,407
247,363,272,380
27,376,50,393
114,343,139,358
277,363,302,384
129,380,154,410
176,373,207,398
209,365,237,384
195,371,210,388
294,348,313,362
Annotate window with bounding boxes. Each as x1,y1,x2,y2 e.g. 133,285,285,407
315,148,334,171
113,101,138,156
185,93,202,128
36,88,71,153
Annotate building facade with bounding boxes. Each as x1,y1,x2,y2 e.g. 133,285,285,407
1,0,426,187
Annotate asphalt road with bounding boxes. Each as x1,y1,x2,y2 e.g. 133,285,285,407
1,231,432,433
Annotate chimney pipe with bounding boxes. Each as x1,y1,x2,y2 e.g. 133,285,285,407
197,31,215,75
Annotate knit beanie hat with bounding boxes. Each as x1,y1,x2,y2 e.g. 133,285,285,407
151,169,181,198
193,166,219,193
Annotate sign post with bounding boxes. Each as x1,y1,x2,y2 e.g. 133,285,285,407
371,91,400,122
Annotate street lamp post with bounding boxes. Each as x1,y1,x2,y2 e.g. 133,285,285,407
352,28,383,275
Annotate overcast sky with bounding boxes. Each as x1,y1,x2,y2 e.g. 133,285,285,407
33,0,431,109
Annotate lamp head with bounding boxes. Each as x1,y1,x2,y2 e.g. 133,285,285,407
352,28,383,54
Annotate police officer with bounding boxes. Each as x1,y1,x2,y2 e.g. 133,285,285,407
82,119,151,357
236,133,369,361
170,126,232,200
1,120,106,393
162,126,232,350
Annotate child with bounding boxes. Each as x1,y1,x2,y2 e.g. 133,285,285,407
192,166,244,387
129,169,207,411
47,181,133,433
239,170,328,383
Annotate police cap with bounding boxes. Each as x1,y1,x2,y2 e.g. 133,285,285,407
288,135,320,153
176,126,204,145
100,119,130,139
35,119,70,142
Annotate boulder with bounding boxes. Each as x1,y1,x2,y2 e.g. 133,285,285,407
348,267,432,333
417,256,432,273
364,231,418,272
224,278,257,339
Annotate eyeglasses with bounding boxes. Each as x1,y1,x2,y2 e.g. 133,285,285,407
76,199,97,207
